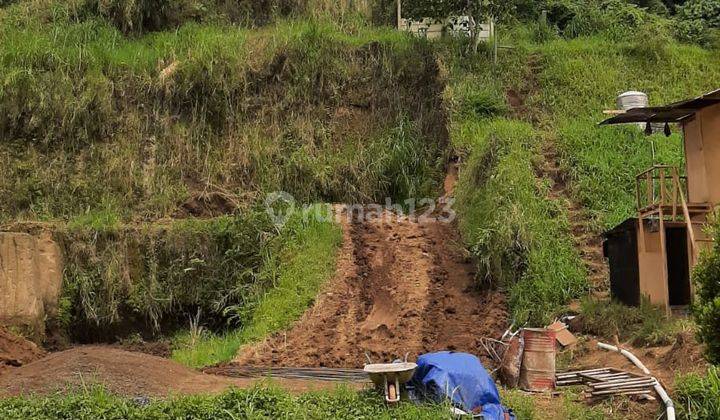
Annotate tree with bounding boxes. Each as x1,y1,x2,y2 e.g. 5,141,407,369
692,221,720,364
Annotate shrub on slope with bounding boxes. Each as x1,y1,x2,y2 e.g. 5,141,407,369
692,220,720,364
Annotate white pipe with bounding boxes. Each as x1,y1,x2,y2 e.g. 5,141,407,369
598,342,675,420
597,342,650,374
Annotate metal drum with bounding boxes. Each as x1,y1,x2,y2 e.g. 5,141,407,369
519,328,556,391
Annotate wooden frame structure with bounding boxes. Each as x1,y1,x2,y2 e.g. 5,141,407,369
602,89,720,313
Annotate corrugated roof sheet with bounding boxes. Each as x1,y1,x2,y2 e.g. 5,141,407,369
600,88,720,125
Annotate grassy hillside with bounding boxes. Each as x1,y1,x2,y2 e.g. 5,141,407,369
537,35,720,229
0,2,446,223
445,22,720,325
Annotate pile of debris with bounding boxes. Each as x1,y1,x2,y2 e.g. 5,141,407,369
481,320,578,392
557,368,658,402
479,325,676,419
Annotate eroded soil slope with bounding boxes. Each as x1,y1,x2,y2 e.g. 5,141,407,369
229,208,508,369
0,327,44,371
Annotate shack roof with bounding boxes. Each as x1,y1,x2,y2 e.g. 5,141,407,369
600,88,720,125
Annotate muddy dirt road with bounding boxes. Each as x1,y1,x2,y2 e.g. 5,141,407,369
229,207,508,369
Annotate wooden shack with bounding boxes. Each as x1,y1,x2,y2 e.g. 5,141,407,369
601,89,720,312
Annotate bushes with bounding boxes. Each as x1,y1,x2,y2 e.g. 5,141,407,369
579,298,681,346
676,366,720,419
89,0,206,33
692,219,720,364
675,0,720,46
545,0,670,40
58,211,276,339
2,0,307,34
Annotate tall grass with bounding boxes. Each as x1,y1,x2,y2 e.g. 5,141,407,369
172,206,342,368
676,366,720,419
442,34,587,326
453,118,587,326
0,14,446,222
579,298,686,346
57,211,277,340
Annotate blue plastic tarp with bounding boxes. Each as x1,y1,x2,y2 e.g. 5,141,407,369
411,351,514,419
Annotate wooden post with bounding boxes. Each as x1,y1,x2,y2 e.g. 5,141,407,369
397,0,402,30
659,168,666,207
658,206,671,316
674,170,698,266
646,172,653,208
671,167,678,221
492,17,498,65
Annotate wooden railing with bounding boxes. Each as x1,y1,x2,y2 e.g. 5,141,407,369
635,165,710,263
635,165,688,218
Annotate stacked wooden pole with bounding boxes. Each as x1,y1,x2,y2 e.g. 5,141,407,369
556,368,656,401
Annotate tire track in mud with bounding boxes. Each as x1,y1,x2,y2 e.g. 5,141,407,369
229,206,508,369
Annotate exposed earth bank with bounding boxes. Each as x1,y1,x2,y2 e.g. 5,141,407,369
227,207,508,369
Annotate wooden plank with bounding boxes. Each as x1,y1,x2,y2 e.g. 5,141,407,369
674,170,698,264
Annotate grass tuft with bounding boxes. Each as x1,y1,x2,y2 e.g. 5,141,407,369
579,298,686,347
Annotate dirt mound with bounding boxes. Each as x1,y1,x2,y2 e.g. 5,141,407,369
0,346,349,397
659,331,707,377
0,327,44,368
176,191,238,218
231,208,508,368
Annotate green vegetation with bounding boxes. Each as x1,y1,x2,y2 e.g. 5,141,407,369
501,388,606,419
54,206,342,349
0,4,446,223
538,36,720,229
692,219,720,364
440,5,720,327
676,0,720,46
579,298,687,346
452,117,587,325
0,386,448,419
676,366,720,419
441,24,589,326
4,0,720,415
57,212,275,339
172,207,342,368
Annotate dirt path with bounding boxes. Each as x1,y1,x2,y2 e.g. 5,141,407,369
0,165,508,395
538,143,609,293
228,205,508,369
506,51,609,294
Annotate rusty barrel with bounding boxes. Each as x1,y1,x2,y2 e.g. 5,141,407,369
519,328,556,391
